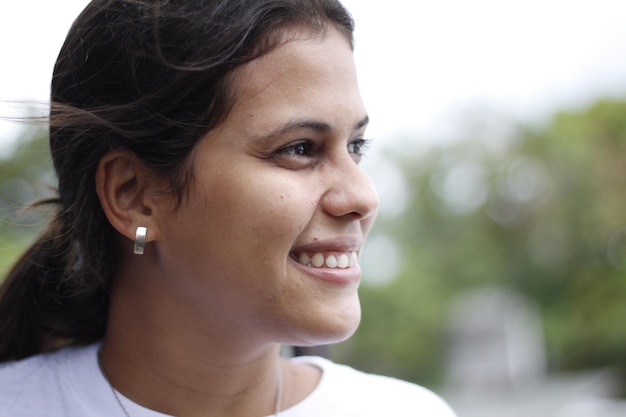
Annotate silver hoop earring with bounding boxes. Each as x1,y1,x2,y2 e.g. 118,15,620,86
134,226,147,255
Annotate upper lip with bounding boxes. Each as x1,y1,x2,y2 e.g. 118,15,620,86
290,236,364,254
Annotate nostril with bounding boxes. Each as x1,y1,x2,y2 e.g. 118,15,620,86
322,167,379,219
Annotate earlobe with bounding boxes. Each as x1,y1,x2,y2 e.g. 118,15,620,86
95,150,159,244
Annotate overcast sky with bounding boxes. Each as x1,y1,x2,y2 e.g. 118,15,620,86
2,1,626,152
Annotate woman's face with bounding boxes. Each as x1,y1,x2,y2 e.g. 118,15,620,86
153,27,378,347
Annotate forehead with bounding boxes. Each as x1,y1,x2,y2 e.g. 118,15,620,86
228,27,362,119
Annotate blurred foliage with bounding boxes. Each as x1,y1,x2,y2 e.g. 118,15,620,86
334,99,626,395
0,127,55,275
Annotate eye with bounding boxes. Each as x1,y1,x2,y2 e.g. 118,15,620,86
271,140,317,168
278,141,313,158
348,138,372,162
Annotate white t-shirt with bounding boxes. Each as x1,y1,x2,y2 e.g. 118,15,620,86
0,344,456,417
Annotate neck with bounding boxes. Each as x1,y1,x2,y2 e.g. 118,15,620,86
101,274,284,417
101,332,283,417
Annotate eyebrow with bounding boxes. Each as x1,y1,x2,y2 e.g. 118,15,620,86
253,115,369,143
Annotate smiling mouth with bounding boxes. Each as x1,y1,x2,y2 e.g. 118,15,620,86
291,251,359,269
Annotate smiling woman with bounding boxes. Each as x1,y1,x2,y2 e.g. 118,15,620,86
0,1,455,417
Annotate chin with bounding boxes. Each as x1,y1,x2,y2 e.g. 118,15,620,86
289,301,362,347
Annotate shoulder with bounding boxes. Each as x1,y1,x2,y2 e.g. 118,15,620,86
0,344,99,417
0,350,60,395
290,356,457,417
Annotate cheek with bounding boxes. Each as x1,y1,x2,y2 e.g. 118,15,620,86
202,173,319,250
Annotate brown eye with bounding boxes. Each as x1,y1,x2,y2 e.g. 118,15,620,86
347,139,372,162
280,142,312,157
271,140,317,169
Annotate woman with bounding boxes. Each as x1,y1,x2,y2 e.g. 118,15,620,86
0,1,456,416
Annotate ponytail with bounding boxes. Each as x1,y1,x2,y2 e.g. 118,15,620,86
0,206,108,361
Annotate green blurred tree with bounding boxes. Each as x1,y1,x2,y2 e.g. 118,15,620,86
334,99,626,395
0,127,54,275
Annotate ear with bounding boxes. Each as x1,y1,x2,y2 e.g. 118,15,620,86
95,149,161,245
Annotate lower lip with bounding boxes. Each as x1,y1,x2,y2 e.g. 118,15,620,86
290,258,362,286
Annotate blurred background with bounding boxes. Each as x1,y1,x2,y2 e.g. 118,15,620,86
2,1,626,416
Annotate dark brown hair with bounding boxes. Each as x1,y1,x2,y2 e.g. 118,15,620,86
0,0,354,361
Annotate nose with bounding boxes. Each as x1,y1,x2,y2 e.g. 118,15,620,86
321,156,379,221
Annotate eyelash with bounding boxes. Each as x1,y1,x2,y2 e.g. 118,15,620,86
275,138,373,161
278,141,314,158
348,138,372,157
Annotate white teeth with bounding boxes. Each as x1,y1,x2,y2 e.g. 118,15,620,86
295,251,359,269
325,255,338,268
337,253,350,268
311,253,325,268
349,252,358,267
